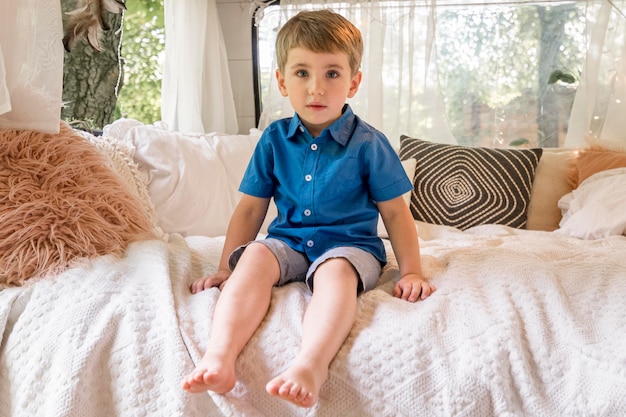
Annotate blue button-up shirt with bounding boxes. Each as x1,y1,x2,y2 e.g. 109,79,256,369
240,105,412,265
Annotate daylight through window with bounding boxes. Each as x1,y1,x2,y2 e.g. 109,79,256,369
254,1,603,149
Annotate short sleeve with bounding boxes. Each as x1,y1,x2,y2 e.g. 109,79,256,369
239,132,275,198
365,133,413,202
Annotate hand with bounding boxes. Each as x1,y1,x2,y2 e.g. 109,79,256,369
190,269,231,294
393,273,436,302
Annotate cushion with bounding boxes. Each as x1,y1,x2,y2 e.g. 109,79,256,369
573,146,626,186
78,129,160,231
525,148,577,231
557,167,626,239
377,158,417,238
128,125,277,237
0,122,157,287
399,136,543,230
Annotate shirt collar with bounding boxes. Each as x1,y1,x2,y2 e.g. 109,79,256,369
286,104,356,146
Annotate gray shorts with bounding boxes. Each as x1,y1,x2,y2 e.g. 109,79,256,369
228,238,382,293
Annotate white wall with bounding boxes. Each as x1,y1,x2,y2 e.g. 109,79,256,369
216,0,257,134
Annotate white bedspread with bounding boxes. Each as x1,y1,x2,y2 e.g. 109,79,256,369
2,224,626,417
0,235,222,417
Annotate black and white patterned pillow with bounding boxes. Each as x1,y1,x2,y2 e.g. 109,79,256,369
399,136,543,230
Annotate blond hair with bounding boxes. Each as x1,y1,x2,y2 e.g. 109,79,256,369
275,10,363,76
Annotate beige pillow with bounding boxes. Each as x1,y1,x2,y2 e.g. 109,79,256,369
526,149,577,231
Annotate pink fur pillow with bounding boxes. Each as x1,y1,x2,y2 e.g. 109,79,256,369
0,122,158,287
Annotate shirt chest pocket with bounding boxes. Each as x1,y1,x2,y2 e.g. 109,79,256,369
313,156,365,205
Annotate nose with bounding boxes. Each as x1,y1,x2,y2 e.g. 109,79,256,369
307,77,324,96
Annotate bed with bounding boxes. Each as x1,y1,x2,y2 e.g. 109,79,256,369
1,118,626,417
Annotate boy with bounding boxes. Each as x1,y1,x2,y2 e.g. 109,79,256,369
182,9,435,408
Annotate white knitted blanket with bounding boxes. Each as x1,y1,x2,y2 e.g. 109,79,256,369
0,235,221,417
1,225,626,417
180,223,626,417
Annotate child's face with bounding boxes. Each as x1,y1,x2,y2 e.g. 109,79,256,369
276,47,362,137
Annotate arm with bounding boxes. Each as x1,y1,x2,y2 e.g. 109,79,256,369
377,196,436,302
190,194,271,293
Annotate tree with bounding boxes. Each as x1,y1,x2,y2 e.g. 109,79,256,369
536,4,578,148
60,0,164,130
61,0,124,130
434,3,582,148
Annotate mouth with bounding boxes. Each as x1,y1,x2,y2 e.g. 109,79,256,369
306,102,326,110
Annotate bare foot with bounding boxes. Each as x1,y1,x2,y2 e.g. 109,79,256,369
265,361,328,408
181,351,236,394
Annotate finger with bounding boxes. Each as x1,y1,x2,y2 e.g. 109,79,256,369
393,283,401,298
401,285,414,301
419,283,436,299
408,284,422,302
419,284,429,300
396,283,411,300
194,278,210,293
191,277,216,293
190,279,202,293
204,278,217,291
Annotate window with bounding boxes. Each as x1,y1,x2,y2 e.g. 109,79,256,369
253,1,611,149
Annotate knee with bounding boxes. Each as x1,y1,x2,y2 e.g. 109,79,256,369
241,241,275,259
313,258,359,288
317,257,357,275
234,242,280,285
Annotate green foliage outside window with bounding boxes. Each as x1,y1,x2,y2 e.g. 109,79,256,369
116,0,165,124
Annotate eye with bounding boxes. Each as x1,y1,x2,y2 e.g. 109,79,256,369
327,71,339,79
296,70,308,78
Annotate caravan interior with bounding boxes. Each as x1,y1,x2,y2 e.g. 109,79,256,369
1,1,626,416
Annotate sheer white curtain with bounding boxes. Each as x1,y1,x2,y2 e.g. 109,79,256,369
256,0,626,149
0,0,63,134
256,0,455,148
565,0,626,147
162,0,238,134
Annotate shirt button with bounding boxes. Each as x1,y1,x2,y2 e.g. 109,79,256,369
305,174,312,181
306,240,314,247
311,144,318,151
303,209,311,216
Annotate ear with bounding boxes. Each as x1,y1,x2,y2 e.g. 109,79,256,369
276,69,289,97
347,71,362,99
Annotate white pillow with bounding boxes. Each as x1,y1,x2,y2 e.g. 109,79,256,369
377,158,417,238
128,125,277,237
556,167,626,239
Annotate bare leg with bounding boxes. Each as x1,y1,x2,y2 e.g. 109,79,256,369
266,258,358,408
182,243,280,393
